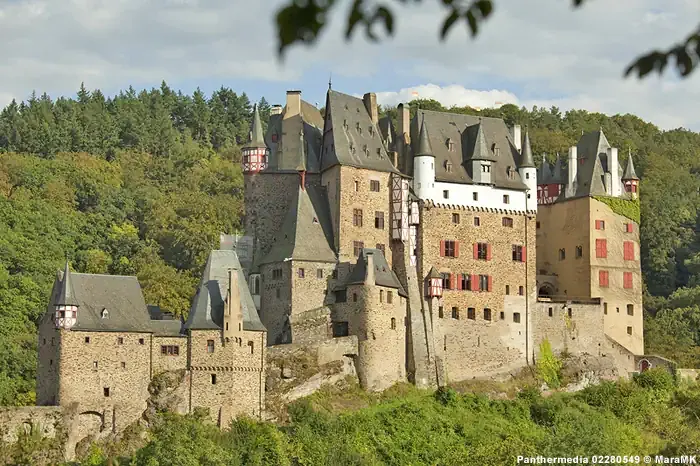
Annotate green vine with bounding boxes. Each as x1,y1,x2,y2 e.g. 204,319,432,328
592,196,640,223
535,339,563,389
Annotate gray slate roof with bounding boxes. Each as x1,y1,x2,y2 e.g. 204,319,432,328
339,248,407,297
244,104,266,149
415,117,434,157
260,185,336,265
622,151,639,180
520,131,536,168
264,100,324,173
410,110,527,191
321,90,400,174
56,261,79,307
378,116,396,151
184,250,265,332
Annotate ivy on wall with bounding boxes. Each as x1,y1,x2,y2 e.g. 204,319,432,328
593,196,641,223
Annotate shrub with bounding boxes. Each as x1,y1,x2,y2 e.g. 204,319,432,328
536,340,563,388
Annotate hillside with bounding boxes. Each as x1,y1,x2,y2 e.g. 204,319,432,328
1,85,700,406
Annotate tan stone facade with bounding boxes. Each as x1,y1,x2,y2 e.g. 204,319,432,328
152,336,188,375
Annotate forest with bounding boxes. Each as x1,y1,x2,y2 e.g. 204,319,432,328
1,83,700,409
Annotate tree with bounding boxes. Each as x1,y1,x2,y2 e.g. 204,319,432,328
274,0,700,79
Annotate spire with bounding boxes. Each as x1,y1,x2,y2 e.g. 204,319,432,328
539,157,552,184
246,104,266,149
470,122,496,161
57,260,79,307
415,115,434,157
328,73,332,91
551,153,564,183
622,151,639,180
520,130,535,168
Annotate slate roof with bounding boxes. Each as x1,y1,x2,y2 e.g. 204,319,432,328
410,109,527,191
184,250,265,332
415,117,434,157
338,248,407,297
551,154,565,184
56,261,78,307
264,100,324,173
244,104,266,149
520,131,536,168
378,116,396,151
622,151,639,180
321,90,400,174
260,185,336,265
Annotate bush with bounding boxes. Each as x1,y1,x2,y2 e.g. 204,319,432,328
536,340,563,388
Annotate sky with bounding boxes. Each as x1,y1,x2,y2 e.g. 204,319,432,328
0,0,699,130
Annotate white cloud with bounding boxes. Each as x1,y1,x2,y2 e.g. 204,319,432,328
374,84,520,110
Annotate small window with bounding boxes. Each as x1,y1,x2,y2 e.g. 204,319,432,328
452,213,460,224
93,361,98,370
353,209,363,227
626,304,634,316
380,290,384,303
391,317,396,329
567,308,573,318
103,387,110,397
118,337,124,345
519,286,524,296
443,190,449,199
499,311,505,320
353,241,364,257
445,161,453,172
526,173,530,179
85,337,90,344
101,308,109,319
502,217,514,228
536,221,541,229
49,359,53,366
503,195,510,204
484,308,492,321
559,248,566,260
298,268,305,278
512,245,524,261
451,307,459,319
576,246,583,258
276,288,281,299
374,211,385,229
505,285,510,295
139,338,144,345
51,337,55,346
121,362,126,369
444,240,457,257
473,192,478,201
370,180,380,192
446,138,455,151
211,374,217,384
513,312,521,323
273,269,283,279
333,321,349,337
548,307,553,317
376,243,386,255
438,306,444,318
595,220,605,230
207,340,215,353
387,291,393,304
335,290,347,302
604,302,608,314
317,269,324,279
354,180,359,192
353,293,358,302
473,217,480,227
467,308,475,320
248,341,254,354
627,326,633,335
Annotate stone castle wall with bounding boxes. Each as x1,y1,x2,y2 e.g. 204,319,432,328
151,336,188,376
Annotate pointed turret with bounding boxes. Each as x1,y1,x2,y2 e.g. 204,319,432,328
551,154,564,184
54,260,79,329
538,157,552,184
415,116,434,157
622,150,639,181
520,130,536,168
413,114,437,199
470,122,497,162
241,104,269,173
57,260,78,307
246,104,266,149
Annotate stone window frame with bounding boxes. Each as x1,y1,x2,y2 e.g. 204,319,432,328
476,242,489,261
467,308,476,320
452,213,460,224
387,291,393,304
503,194,510,204
513,312,521,323
519,286,524,296
117,337,124,345
353,209,363,227
548,307,553,317
298,268,305,278
512,245,524,262
575,246,583,258
505,285,510,295
103,387,110,397
161,345,180,356
473,216,480,227
374,211,385,230
443,190,449,199
85,336,91,344
502,217,514,228
558,248,566,260
442,240,458,258
483,308,492,321
451,307,459,319
627,304,634,316
460,274,471,290
441,272,452,290
369,180,380,192
207,340,215,353
473,192,479,201
354,181,359,192
595,219,605,230
627,326,633,335
353,241,364,257
139,338,145,345
390,317,396,329
316,269,324,279
478,274,490,291
211,374,217,385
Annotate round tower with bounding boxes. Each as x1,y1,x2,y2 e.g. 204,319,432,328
55,261,78,329
241,104,269,174
519,130,538,211
622,150,640,200
413,115,435,200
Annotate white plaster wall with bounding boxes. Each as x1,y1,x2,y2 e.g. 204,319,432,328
413,179,529,212
520,167,538,212
413,156,436,200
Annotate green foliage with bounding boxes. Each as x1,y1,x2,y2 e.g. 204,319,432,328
535,340,563,388
592,196,641,223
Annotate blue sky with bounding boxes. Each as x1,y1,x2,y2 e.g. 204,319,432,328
1,0,699,130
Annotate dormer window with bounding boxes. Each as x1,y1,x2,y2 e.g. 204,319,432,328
363,145,369,156
445,161,452,173
493,146,500,157
356,122,362,134
101,308,109,319
369,126,374,136
482,164,490,173
343,119,348,129
506,166,515,179
446,138,455,151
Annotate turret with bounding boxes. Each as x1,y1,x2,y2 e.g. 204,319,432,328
470,122,496,185
413,115,435,200
622,149,640,200
425,267,443,298
241,104,268,174
519,130,537,211
55,260,78,329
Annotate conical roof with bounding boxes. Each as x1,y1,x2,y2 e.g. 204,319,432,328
415,116,434,157
551,154,564,184
538,157,551,184
470,122,497,162
245,104,266,149
622,150,639,180
426,266,442,280
57,260,79,306
520,130,535,168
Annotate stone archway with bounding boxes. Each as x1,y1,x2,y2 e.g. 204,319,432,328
538,284,554,297
639,359,651,372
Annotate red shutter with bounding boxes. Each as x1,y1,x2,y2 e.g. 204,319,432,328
473,243,478,259
599,270,608,287
624,272,633,289
450,273,456,290
456,274,463,290
454,241,460,258
440,240,445,257
471,274,479,291
595,220,601,230
486,244,492,261
522,246,527,263
487,275,493,292
596,239,607,258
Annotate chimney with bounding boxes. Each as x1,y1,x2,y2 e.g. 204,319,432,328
567,146,577,197
511,125,522,153
607,147,619,196
397,103,410,144
225,268,242,338
364,252,375,286
285,91,301,117
270,105,283,116
362,92,378,125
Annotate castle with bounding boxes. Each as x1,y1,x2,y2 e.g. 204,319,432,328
35,87,646,433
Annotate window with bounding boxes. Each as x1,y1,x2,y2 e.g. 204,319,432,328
118,337,124,345
273,268,283,279
93,361,98,370
559,248,566,260
139,338,144,345
500,311,505,320
248,341,254,354
445,161,453,172
298,268,305,278
451,307,459,319
370,180,380,192
482,164,490,173
512,245,525,262
603,302,608,314
354,181,359,192
85,337,90,344
461,274,472,290
568,308,573,318
502,217,514,228
473,216,480,226
376,243,385,255
467,308,476,320
625,223,634,233
476,243,489,260
51,337,55,346
104,387,110,397
374,211,385,229
333,322,349,337
332,269,338,279
276,288,281,299
438,306,444,318
452,213,460,224
391,318,396,329
519,286,524,296
627,304,634,316
505,285,510,295
576,246,583,258
526,173,530,179
251,275,260,294
353,241,364,257
441,273,452,290
443,190,449,199
503,195,510,204
207,340,215,353
599,270,609,287
548,307,553,317
479,274,490,291
536,221,541,229
317,269,324,279
595,220,605,230
623,272,633,289
513,312,521,323
335,290,347,302
387,291,393,304
484,308,492,321
121,361,126,369
271,133,279,143
623,241,635,261
447,139,455,151
595,239,607,258
161,345,179,356
211,374,217,385
627,326,633,335
380,290,384,303
353,293,358,302
353,209,363,227
473,192,478,201
442,240,458,258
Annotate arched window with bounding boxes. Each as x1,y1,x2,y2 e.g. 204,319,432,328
391,317,396,329
101,308,109,319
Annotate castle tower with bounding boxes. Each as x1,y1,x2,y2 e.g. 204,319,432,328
241,104,268,174
55,260,78,329
622,150,640,200
413,116,435,200
469,122,496,185
519,130,537,211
